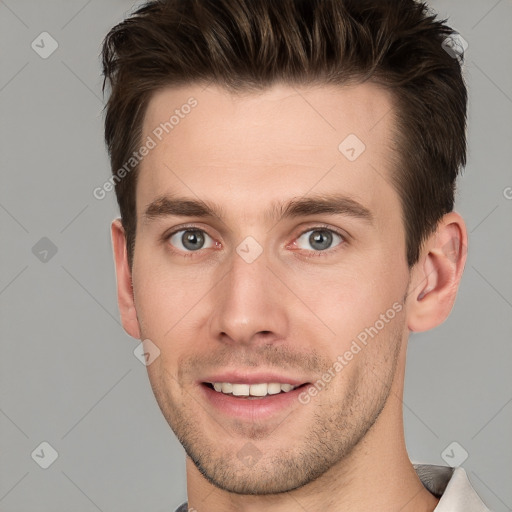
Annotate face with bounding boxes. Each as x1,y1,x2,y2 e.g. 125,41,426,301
128,82,411,494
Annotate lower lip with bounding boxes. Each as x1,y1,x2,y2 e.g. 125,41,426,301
199,383,308,421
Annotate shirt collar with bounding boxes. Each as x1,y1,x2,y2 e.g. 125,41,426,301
414,464,490,511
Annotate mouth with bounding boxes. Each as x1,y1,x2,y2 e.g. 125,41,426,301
203,381,305,398
199,379,311,421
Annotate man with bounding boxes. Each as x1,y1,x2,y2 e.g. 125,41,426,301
102,0,491,510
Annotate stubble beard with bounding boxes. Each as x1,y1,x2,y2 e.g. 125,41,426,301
147,322,403,496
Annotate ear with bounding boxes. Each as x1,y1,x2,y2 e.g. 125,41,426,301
407,212,468,332
111,218,141,339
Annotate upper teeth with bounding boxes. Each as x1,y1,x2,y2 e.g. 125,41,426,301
211,382,297,397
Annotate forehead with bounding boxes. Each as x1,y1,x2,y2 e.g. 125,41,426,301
137,81,399,226
142,81,394,151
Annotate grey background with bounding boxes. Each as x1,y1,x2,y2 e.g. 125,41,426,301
0,0,511,511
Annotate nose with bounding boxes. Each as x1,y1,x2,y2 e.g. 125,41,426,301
209,245,289,347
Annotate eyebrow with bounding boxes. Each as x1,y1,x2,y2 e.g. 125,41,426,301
143,193,373,225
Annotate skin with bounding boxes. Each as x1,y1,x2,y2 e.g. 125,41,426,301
111,82,467,512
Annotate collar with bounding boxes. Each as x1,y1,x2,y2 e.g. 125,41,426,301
413,463,490,511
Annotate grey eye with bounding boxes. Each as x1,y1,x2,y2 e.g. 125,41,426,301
169,229,213,252
296,229,343,251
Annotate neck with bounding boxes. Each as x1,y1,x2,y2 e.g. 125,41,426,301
184,375,439,512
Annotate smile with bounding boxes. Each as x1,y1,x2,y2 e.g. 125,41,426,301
206,382,299,398
199,379,310,421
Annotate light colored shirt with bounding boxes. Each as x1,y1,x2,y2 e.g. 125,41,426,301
414,463,491,511
174,463,491,511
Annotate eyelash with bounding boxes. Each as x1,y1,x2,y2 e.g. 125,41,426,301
163,224,347,258
293,224,346,258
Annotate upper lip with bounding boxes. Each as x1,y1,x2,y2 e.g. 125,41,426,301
200,371,309,386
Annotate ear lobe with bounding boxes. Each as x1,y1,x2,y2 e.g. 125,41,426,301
407,212,468,332
111,218,141,339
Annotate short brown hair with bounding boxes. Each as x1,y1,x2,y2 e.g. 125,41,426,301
101,0,467,268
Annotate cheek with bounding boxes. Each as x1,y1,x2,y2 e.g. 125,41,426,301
290,262,406,355
132,257,211,340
